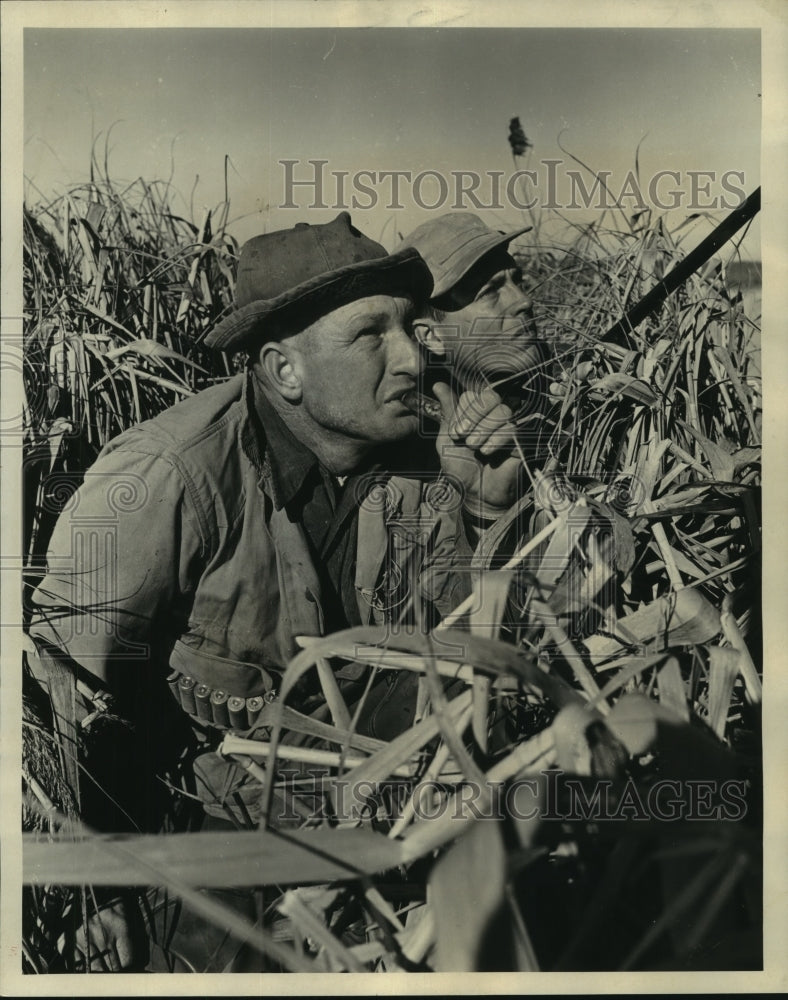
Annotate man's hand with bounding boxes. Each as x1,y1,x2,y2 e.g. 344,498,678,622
432,382,522,515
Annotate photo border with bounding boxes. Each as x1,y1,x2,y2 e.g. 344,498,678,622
2,1,786,995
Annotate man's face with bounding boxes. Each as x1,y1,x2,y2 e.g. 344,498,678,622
294,294,422,444
437,263,545,390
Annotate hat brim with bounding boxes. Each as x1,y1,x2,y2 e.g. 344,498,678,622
431,224,532,299
204,248,432,352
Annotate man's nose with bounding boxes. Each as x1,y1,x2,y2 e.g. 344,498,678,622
501,276,533,316
389,325,421,376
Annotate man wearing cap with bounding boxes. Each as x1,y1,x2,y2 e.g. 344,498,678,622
398,212,552,558
400,212,544,407
28,212,520,969
401,214,627,635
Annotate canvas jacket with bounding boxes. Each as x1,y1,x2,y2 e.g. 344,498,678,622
30,371,472,701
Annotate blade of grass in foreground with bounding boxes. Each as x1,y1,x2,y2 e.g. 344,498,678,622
23,826,406,887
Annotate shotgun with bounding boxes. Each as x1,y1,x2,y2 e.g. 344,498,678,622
603,187,760,352
404,187,761,419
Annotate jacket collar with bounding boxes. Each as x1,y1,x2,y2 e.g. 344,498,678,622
251,368,321,510
240,366,320,509
239,365,267,477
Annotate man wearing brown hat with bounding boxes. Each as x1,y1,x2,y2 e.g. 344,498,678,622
28,212,520,970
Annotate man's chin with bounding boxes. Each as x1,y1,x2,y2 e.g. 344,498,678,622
510,341,548,371
369,410,419,443
390,412,420,438
457,345,545,385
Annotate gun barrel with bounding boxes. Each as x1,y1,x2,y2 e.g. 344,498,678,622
603,187,761,350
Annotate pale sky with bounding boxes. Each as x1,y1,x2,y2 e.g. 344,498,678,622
24,27,761,254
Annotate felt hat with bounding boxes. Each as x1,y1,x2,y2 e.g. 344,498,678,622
205,211,432,351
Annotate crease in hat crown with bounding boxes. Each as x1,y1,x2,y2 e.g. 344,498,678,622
400,212,532,299
205,211,432,352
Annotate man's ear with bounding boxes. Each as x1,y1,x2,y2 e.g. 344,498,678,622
257,341,302,401
414,319,448,357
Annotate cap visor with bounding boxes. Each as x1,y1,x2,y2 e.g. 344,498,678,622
431,224,532,298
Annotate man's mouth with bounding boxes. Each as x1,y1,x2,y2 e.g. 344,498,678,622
507,317,540,341
385,387,420,406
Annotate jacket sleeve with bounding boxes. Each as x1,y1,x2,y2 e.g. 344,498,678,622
415,482,475,620
29,445,205,689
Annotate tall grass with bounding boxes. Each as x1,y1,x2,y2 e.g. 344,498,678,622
21,145,762,973
519,207,760,617
23,149,240,576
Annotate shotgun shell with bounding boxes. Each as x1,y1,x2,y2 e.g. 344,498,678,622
210,689,230,728
228,696,248,730
177,675,197,715
194,684,213,722
245,695,264,727
166,671,181,701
